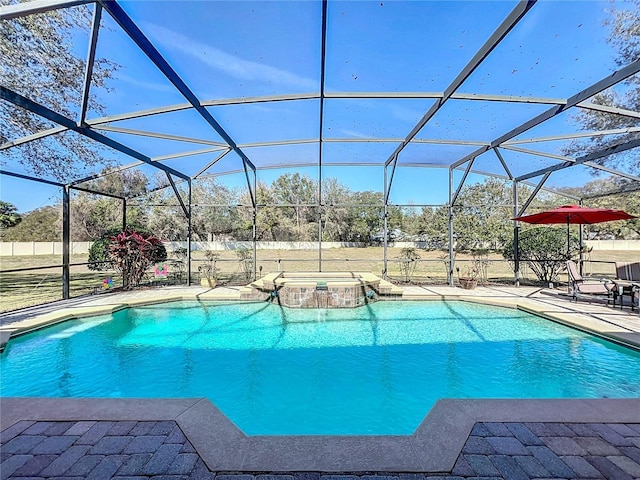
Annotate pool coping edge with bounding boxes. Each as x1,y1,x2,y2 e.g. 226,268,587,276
2,292,639,352
2,397,639,473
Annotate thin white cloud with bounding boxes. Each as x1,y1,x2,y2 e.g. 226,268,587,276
340,129,370,139
142,22,318,92
116,73,176,93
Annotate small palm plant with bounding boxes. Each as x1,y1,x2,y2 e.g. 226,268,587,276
397,247,421,283
236,248,254,281
199,250,220,287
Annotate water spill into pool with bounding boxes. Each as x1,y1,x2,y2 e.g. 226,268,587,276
2,300,640,435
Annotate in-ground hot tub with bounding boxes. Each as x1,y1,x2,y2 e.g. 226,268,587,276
256,271,386,308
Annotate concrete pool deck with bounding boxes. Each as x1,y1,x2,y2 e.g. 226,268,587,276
1,284,640,478
2,283,639,350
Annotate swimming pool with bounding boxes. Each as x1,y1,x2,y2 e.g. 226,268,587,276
1,300,639,435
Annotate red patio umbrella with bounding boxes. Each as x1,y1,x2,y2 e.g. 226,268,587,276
513,204,637,258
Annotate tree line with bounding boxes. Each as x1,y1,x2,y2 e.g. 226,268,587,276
3,170,638,247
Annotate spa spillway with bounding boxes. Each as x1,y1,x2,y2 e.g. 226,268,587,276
254,271,388,308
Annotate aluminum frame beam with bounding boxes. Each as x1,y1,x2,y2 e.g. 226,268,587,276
501,144,640,182
503,126,640,145
0,0,93,20
69,184,125,200
151,146,228,163
70,160,147,186
451,58,640,169
516,137,640,182
576,101,640,120
71,145,229,188
450,156,476,206
583,183,640,200
62,185,70,299
0,127,66,151
515,171,551,217
78,3,101,126
493,148,513,179
165,172,189,218
193,149,232,179
0,169,65,187
93,125,227,147
1,86,190,181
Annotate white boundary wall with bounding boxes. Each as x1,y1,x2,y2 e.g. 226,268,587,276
1,239,639,256
583,240,640,252
0,242,93,256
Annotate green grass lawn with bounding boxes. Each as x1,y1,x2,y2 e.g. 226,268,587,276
0,249,630,313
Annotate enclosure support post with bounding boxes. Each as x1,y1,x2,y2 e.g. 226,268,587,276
578,199,584,276
317,0,328,273
253,170,257,280
318,161,322,273
122,198,127,231
579,224,584,276
187,178,192,286
513,180,520,287
448,169,454,286
383,166,388,279
62,185,70,299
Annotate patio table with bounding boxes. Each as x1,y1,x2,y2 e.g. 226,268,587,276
612,279,639,311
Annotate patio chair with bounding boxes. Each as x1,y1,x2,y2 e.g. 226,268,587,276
615,261,640,282
614,261,640,310
566,260,614,303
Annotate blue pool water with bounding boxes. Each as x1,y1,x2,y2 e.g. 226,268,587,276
1,301,639,435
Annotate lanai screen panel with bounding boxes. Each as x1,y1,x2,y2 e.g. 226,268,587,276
321,141,399,165
324,1,517,92
255,166,319,205
243,144,319,170
387,167,451,206
2,5,94,115
457,0,621,99
206,100,320,146
397,143,483,166
321,165,385,198
120,1,322,100
87,6,189,120
323,98,437,140
543,164,621,194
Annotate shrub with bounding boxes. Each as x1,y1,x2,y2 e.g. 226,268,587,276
89,227,165,271
397,247,421,283
198,250,220,280
106,230,167,288
503,227,579,283
88,235,114,271
236,248,254,280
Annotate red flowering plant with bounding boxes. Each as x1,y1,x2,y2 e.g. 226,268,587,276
107,230,166,288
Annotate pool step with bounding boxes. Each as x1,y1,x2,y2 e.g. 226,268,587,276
240,285,270,301
246,273,404,301
377,279,403,297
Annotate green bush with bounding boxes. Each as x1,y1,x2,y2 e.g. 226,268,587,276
503,227,580,283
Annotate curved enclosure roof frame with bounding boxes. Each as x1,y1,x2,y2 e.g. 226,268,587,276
1,0,639,206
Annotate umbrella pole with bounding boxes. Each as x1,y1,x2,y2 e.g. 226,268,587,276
567,220,571,293
567,220,570,261
579,224,584,276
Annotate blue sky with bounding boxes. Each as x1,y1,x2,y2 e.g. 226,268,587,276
1,0,629,213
